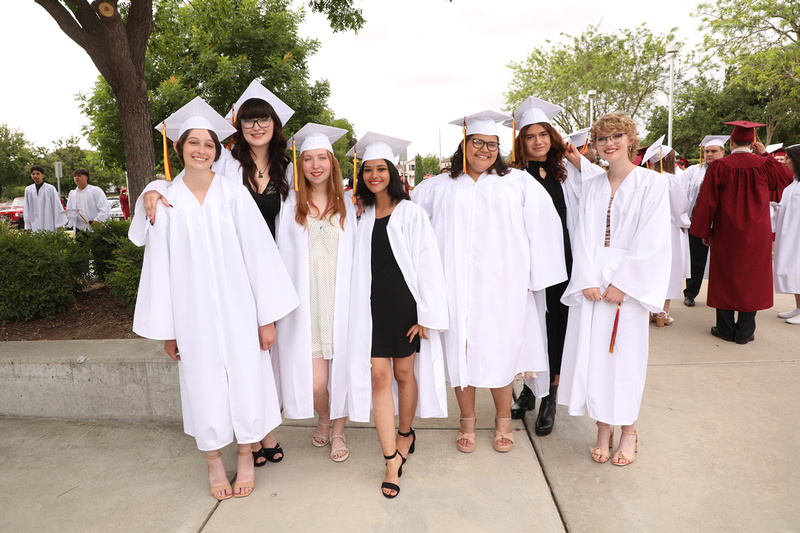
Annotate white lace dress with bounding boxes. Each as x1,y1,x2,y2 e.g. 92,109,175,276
308,214,339,359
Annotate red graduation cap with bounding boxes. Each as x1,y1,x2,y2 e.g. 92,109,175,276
724,120,766,144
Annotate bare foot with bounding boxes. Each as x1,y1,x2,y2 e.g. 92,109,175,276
313,414,331,447
382,453,403,497
612,424,638,465
235,446,255,496
457,417,476,450
252,432,282,465
591,424,613,463
206,452,231,500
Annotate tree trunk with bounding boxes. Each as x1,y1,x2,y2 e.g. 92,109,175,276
116,82,155,217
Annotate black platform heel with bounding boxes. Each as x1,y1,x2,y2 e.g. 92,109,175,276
397,427,416,455
381,450,405,499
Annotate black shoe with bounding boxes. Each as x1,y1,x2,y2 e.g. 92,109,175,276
684,296,695,307
397,428,416,456
535,386,558,436
710,326,734,342
511,384,536,420
735,334,755,345
253,442,284,466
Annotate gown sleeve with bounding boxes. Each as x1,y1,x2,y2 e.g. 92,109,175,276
406,204,449,330
131,203,175,340
129,180,172,246
521,172,568,291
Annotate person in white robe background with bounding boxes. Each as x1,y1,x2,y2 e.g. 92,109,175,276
642,140,690,326
559,112,671,467
773,144,800,324
141,80,295,466
130,98,299,500
273,123,356,462
412,110,567,454
23,165,65,232
65,169,109,233
505,97,604,436
347,133,449,498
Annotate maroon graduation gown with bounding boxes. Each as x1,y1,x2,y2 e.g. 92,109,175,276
689,152,793,311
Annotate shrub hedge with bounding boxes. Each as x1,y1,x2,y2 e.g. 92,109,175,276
79,220,132,282
104,235,144,314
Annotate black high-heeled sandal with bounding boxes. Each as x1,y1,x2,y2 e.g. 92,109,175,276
381,450,405,499
397,427,416,456
253,442,284,466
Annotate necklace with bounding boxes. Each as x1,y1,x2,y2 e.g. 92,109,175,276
257,162,269,179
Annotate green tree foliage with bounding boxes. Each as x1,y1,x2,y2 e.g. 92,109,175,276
506,23,683,133
325,115,357,183
105,235,145,313
414,153,440,185
0,124,37,200
694,0,800,142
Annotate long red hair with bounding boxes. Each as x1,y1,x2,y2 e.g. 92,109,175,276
294,149,347,230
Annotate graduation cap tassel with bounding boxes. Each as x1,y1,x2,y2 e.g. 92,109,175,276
659,147,663,174
292,138,298,192
352,149,358,204
161,122,173,182
609,303,621,353
462,118,468,175
579,137,589,155
510,115,516,164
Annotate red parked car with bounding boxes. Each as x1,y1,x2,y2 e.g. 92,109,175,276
0,204,23,227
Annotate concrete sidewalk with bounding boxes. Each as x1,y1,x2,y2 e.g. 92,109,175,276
1,286,799,532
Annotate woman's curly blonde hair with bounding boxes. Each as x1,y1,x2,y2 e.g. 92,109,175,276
590,112,640,162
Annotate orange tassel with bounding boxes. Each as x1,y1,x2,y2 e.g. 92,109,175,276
292,138,298,192
161,122,173,181
579,138,589,155
659,146,663,174
609,303,621,353
462,118,467,175
352,149,358,204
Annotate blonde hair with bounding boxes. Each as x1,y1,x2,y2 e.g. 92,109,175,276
591,112,640,162
294,149,347,230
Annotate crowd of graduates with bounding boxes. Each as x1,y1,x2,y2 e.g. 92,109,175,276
128,80,799,501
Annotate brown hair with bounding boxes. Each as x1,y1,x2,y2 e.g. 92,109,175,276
174,129,221,165
294,149,347,230
590,112,640,162
230,98,290,200
646,150,676,174
510,123,568,183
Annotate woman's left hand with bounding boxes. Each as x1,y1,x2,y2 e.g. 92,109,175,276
259,323,277,351
406,324,429,342
602,285,625,304
564,142,582,169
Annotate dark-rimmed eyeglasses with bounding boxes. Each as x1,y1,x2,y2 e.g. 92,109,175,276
240,117,272,129
470,138,499,152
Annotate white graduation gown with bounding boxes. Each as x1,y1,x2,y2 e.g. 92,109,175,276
131,174,299,451
412,168,567,389
774,180,800,294
348,200,449,422
664,172,691,299
23,182,65,231
559,167,671,425
66,184,110,230
272,190,356,420
684,163,710,279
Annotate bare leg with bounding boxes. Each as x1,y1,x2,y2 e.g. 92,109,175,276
795,294,800,308
312,358,331,445
372,358,402,496
455,386,477,450
330,417,348,460
490,384,513,448
394,354,418,458
252,432,282,464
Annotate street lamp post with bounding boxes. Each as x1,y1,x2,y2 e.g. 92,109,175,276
587,90,597,126
667,43,680,148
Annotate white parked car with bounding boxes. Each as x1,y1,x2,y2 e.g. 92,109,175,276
107,197,125,221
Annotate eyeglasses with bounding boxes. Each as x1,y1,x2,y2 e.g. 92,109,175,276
594,133,626,146
470,137,499,152
240,117,272,129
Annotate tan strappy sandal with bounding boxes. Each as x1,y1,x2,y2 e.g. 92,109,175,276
456,417,477,453
590,422,614,464
233,450,255,498
493,417,515,452
612,429,639,466
206,451,232,501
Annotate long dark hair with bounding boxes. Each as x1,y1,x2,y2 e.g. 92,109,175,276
786,145,800,181
509,123,567,183
230,98,290,199
444,135,509,179
355,159,410,207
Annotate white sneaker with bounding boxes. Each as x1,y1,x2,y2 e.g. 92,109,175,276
787,314,800,325
777,308,800,319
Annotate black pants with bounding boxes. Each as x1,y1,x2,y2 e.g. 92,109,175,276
716,309,756,341
684,233,708,299
545,279,569,377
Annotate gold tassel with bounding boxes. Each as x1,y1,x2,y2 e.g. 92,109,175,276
511,115,516,164
161,122,172,181
462,118,467,175
352,149,358,204
292,138,298,192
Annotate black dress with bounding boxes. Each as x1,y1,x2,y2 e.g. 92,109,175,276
527,160,571,376
245,179,281,238
370,214,419,358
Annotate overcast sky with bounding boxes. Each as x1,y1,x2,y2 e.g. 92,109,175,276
2,0,706,160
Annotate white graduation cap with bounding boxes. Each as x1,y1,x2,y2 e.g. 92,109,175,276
227,79,294,127
287,123,347,154
765,143,784,154
346,132,411,162
507,96,563,130
155,96,236,141
700,135,730,148
646,145,675,163
449,110,510,137
566,127,592,148
643,135,667,164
